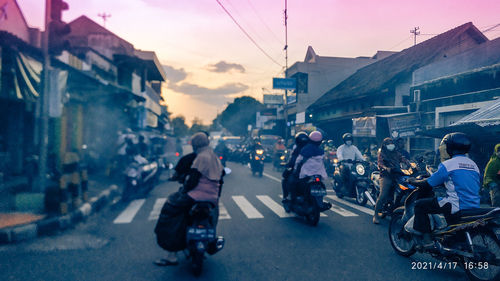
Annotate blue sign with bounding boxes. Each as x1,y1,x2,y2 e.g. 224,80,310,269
273,78,297,90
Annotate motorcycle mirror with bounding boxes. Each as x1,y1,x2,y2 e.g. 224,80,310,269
224,167,232,175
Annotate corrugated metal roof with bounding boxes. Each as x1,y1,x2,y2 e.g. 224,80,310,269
453,98,500,126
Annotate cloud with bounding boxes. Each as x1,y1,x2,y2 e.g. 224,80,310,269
207,61,245,73
162,65,188,83
170,82,249,105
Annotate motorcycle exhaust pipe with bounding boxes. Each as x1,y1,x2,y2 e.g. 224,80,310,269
365,191,376,206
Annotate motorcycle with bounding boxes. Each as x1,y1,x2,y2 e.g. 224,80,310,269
250,148,265,177
366,162,419,217
389,187,500,281
333,160,373,206
185,202,225,276
283,175,331,226
122,155,159,201
273,149,289,171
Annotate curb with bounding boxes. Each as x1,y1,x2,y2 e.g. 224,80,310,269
0,184,120,245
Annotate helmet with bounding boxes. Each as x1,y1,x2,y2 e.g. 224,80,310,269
295,132,309,147
309,131,323,143
327,140,334,147
440,132,471,157
342,133,353,143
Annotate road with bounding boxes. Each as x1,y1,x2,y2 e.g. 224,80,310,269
0,162,468,281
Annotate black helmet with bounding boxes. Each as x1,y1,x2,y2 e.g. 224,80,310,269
342,133,353,143
295,132,309,147
440,132,471,157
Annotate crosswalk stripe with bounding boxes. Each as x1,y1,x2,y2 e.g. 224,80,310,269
328,203,358,217
256,195,294,218
232,196,264,219
148,198,167,221
114,199,146,224
219,202,231,220
279,195,327,217
326,195,374,215
262,173,281,183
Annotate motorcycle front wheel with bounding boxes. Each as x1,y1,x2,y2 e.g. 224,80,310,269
355,185,367,206
333,179,344,199
191,250,204,276
388,211,415,257
464,231,500,281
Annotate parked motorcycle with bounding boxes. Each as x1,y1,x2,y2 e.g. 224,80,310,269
333,160,373,206
122,155,159,201
283,175,331,226
250,148,265,177
185,202,225,276
389,187,500,281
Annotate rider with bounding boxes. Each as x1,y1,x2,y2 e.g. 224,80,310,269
155,132,225,266
409,132,480,248
282,132,309,205
336,133,364,195
273,138,286,166
373,138,407,224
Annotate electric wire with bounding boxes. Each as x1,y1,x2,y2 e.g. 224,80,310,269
245,0,283,46
215,0,283,67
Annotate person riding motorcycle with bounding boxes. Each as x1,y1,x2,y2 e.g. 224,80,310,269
293,131,328,197
373,138,408,224
336,133,364,195
154,132,225,266
408,132,480,249
214,139,229,166
282,132,309,204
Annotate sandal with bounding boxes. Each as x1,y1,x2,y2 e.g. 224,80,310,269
154,258,179,266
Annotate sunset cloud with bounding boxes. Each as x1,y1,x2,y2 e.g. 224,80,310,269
207,61,246,73
169,82,249,105
162,65,188,84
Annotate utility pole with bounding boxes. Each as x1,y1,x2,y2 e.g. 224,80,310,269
283,0,289,141
98,12,111,27
410,26,420,46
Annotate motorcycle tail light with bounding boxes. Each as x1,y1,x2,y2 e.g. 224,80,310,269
315,177,320,182
175,152,180,157
399,184,409,190
219,156,223,160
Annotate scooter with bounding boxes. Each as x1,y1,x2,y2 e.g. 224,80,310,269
122,154,159,201
333,160,373,206
250,148,265,177
283,175,331,226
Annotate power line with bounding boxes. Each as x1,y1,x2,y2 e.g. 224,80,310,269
245,0,283,46
388,35,413,50
215,0,283,67
483,23,500,33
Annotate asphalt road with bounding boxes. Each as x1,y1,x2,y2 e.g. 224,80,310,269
0,162,469,281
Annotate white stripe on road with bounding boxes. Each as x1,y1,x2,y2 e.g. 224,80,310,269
219,202,231,220
256,195,294,218
329,203,358,217
148,198,167,221
232,196,264,219
263,173,281,183
279,195,327,217
114,199,146,224
326,195,374,215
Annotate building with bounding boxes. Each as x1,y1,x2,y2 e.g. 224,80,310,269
284,46,393,136
308,22,488,148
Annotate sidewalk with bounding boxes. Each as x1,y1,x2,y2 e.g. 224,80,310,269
0,174,121,244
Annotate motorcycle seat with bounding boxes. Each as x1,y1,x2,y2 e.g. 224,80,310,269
457,207,500,222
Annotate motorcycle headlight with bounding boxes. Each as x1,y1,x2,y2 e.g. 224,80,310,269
280,155,285,160
255,156,260,160
131,179,138,186
355,164,365,176
256,149,264,155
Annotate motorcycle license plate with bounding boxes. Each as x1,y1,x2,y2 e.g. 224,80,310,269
310,186,326,196
187,227,215,240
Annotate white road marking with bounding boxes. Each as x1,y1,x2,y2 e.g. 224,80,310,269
263,173,281,182
114,199,146,224
219,202,231,220
148,198,167,221
328,203,358,217
232,196,264,219
256,195,294,218
279,195,327,217
326,195,374,215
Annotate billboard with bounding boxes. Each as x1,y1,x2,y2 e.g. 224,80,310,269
352,117,376,137
263,94,284,105
273,77,297,90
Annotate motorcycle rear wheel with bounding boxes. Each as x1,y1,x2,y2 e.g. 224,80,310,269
191,251,204,276
464,231,500,281
305,198,320,226
388,212,415,257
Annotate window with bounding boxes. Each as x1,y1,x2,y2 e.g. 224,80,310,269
413,89,421,102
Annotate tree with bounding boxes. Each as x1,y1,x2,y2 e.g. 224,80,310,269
213,96,264,136
171,115,189,137
189,117,209,135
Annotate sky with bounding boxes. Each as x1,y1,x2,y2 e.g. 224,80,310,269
16,0,500,125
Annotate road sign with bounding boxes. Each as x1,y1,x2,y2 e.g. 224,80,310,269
273,78,296,90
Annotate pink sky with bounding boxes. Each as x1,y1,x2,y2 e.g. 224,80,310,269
16,0,500,124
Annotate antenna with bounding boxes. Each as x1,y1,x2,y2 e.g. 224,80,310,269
410,27,420,46
98,12,111,27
